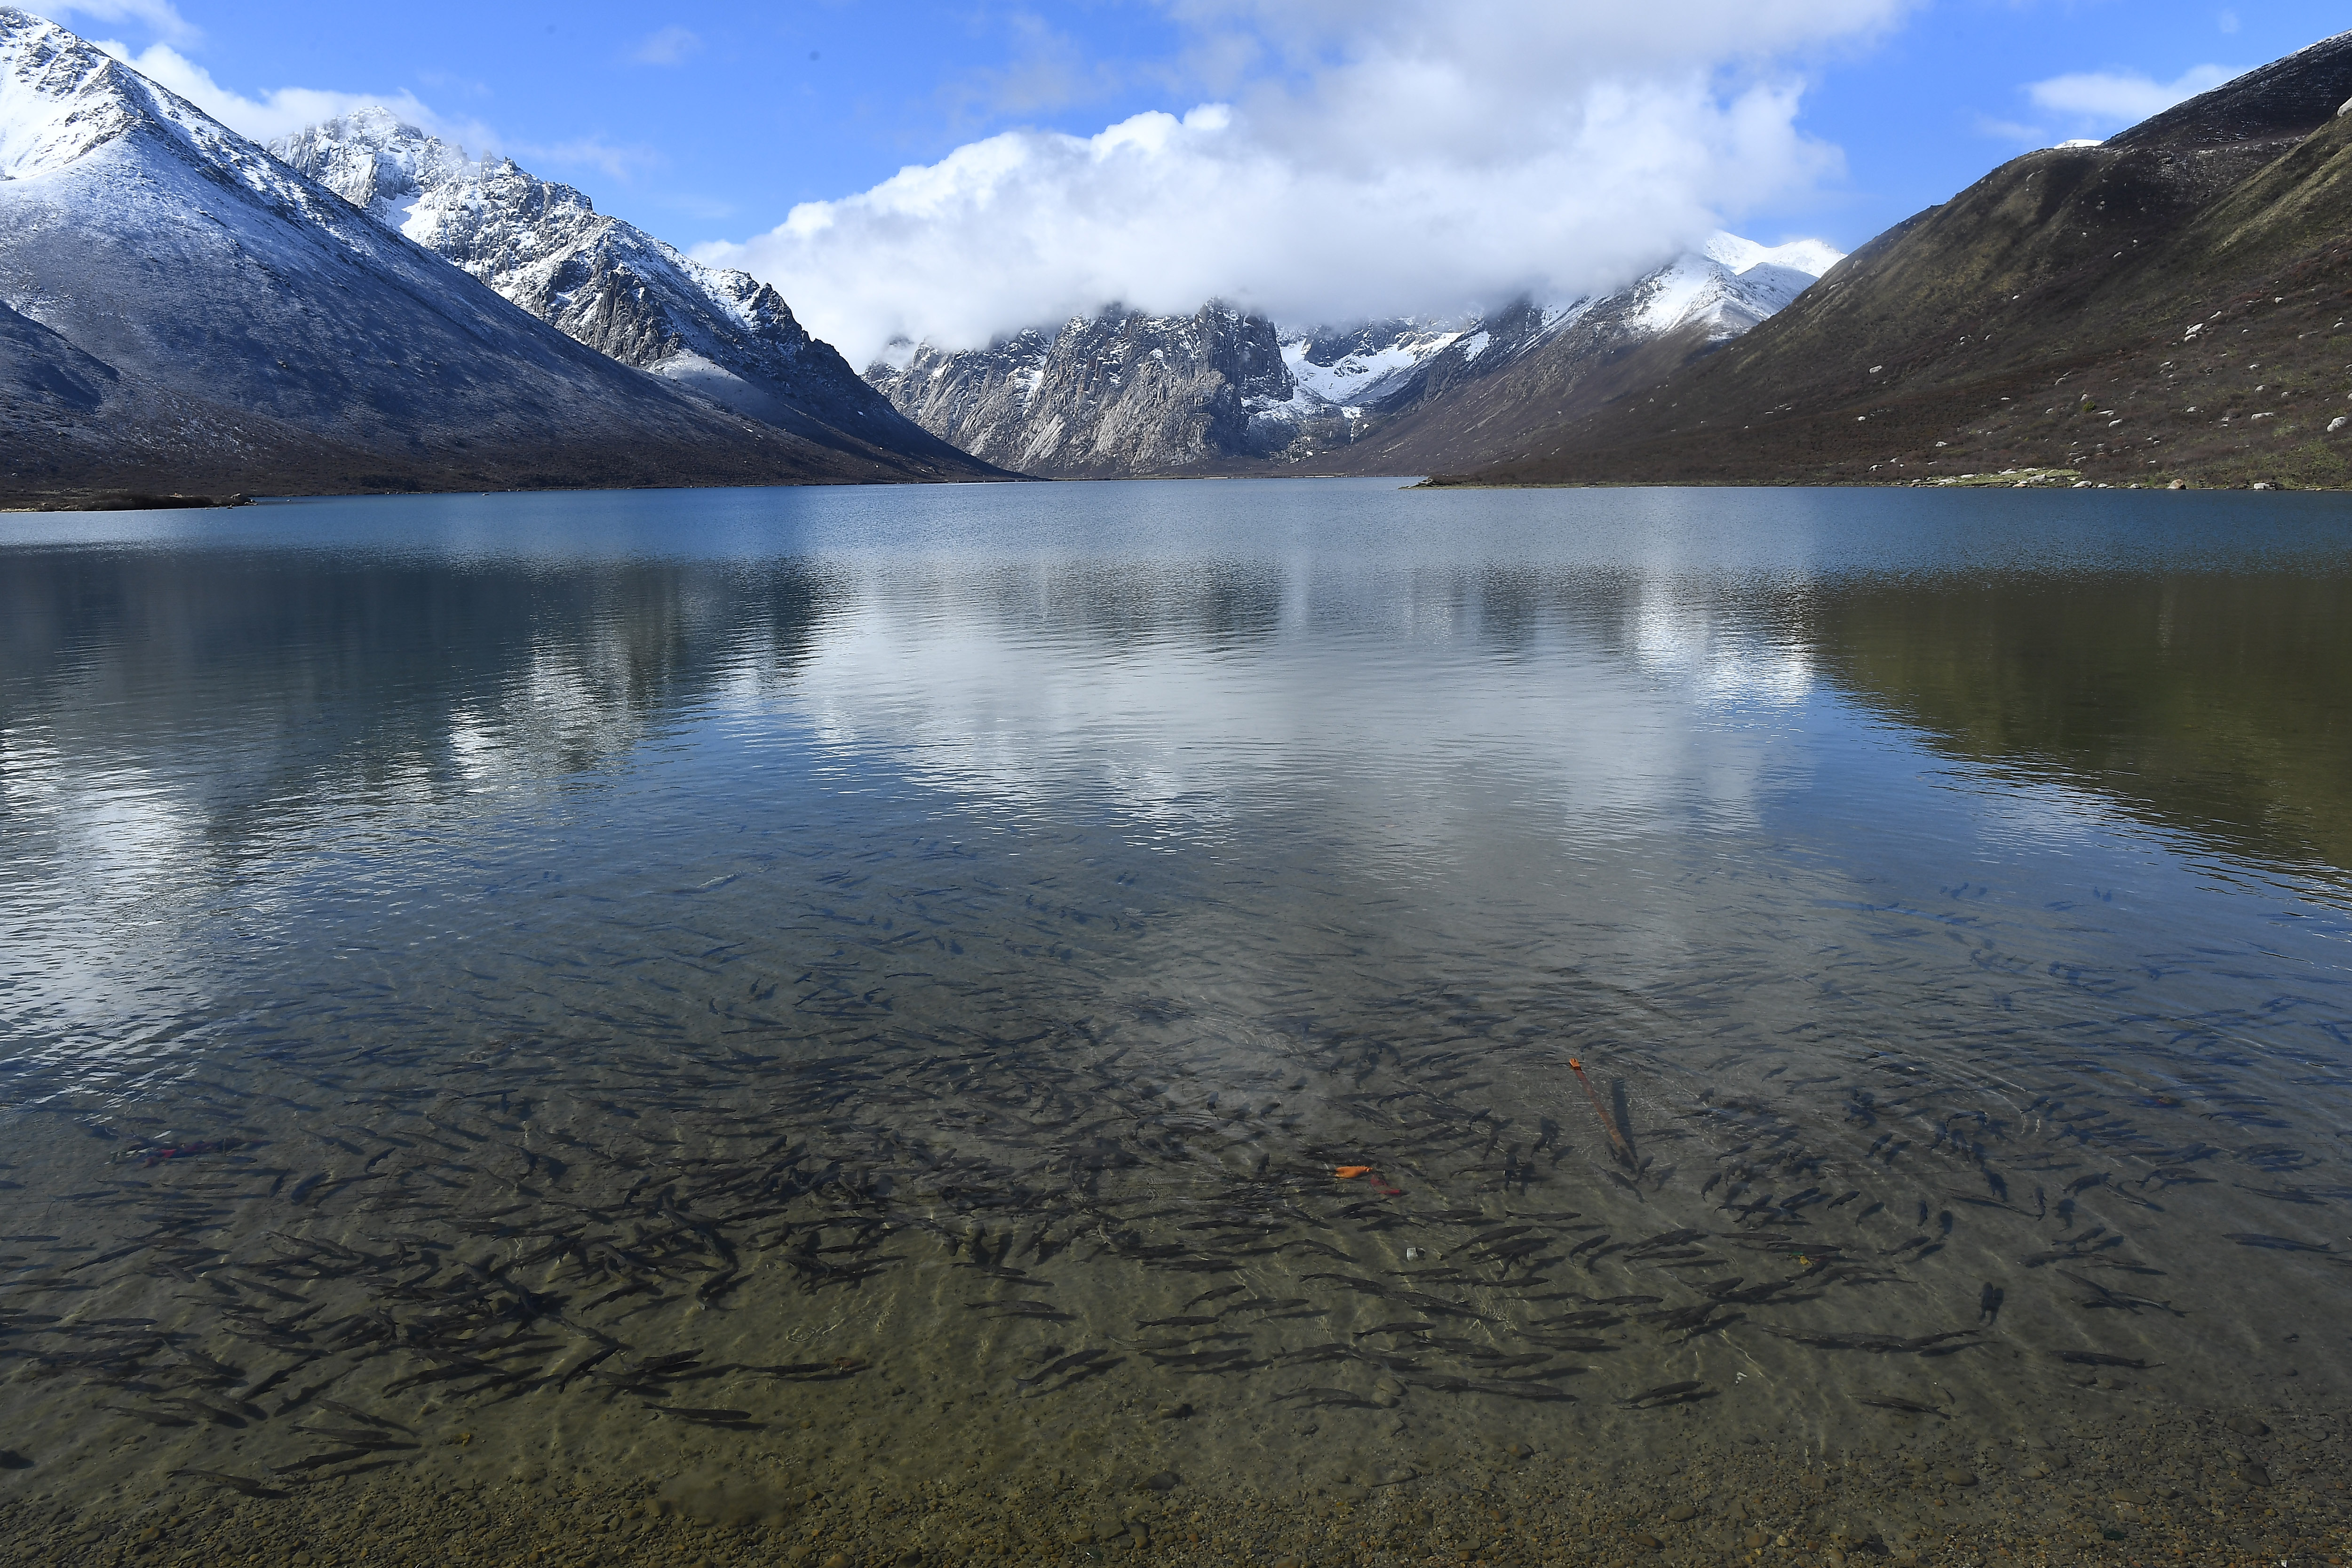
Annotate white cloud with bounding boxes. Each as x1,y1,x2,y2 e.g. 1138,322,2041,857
98,41,658,186
698,0,1912,366
2025,64,2238,125
97,40,493,150
629,26,701,66
43,0,197,46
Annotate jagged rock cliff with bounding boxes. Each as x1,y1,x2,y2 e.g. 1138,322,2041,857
865,303,1300,477
270,110,998,479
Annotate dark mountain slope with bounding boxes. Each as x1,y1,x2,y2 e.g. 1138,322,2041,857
0,10,942,506
1439,32,2352,490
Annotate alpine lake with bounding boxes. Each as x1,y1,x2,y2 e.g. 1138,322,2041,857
1,479,2349,1568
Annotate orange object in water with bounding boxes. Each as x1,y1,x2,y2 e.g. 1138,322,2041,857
1335,1165,1373,1179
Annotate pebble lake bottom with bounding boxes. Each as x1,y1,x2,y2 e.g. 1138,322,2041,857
0,479,2348,1568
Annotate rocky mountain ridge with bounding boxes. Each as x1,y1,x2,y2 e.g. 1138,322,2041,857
863,234,1841,478
269,111,994,479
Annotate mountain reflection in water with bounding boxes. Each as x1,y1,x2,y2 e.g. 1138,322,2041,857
0,481,2347,1565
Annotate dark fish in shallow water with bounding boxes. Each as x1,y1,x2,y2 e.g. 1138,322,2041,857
2057,1351,2153,1369
1619,1380,1711,1409
1273,1385,1375,1408
1978,1284,2003,1325
1859,1397,1946,1417
320,1400,412,1433
1016,1348,1115,1389
1184,1284,1248,1307
1465,1378,1575,1402
2223,1234,2330,1252
2058,1271,2182,1317
293,1428,419,1452
106,1406,194,1428
646,1405,758,1425
973,1300,1073,1319
171,1468,288,1499
272,1450,376,1473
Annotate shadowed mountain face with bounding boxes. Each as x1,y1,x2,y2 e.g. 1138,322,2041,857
1437,31,2352,490
269,112,1002,482
0,11,956,506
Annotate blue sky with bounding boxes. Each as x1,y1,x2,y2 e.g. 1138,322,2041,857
49,1,2351,356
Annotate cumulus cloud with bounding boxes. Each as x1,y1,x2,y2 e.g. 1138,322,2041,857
2025,64,2238,125
698,0,1910,366
630,26,702,67
97,41,662,186
97,40,494,149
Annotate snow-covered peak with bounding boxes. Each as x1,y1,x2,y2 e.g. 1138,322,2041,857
0,9,152,178
1279,317,1478,410
2,11,410,257
271,108,474,225
1625,231,1844,340
1702,231,1844,280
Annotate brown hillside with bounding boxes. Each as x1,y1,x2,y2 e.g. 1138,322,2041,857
1434,33,2352,491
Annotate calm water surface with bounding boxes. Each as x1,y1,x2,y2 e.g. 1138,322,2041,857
1,479,2349,1562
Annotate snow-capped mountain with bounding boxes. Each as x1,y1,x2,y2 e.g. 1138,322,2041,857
0,10,939,501
269,111,992,477
1287,233,1843,430
864,233,1843,478
1280,318,1482,411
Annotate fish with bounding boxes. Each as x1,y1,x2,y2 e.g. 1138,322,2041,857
1391,1292,1493,1321
1273,1385,1375,1408
2223,1234,2330,1252
2056,1351,2152,1369
171,1468,289,1499
320,1400,413,1433
1015,1348,1115,1390
1859,1397,1946,1417
971,1300,1073,1319
105,1406,194,1429
2058,1271,2182,1317
645,1406,759,1425
1464,1378,1575,1402
1764,1328,1981,1355
1619,1380,1709,1408
272,1450,377,1473
291,1428,420,1452
1978,1284,2004,1325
